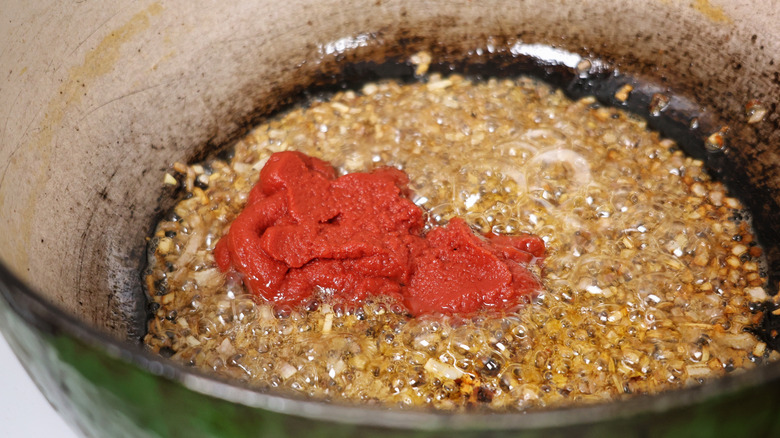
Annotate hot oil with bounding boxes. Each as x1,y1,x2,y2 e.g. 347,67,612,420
143,52,777,411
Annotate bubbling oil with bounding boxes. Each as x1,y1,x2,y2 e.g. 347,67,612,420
144,74,775,411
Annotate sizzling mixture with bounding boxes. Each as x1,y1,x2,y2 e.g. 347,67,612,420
144,72,777,411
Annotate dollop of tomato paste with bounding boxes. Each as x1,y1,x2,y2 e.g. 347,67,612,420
215,151,545,316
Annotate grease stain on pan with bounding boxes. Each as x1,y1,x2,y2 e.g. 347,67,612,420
692,0,732,23
657,0,731,23
0,3,163,278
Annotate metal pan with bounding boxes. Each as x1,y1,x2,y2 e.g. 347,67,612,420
1,1,779,436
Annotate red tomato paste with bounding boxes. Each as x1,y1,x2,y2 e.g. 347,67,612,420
215,151,545,315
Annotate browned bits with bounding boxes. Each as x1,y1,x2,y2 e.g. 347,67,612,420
614,84,633,102
745,99,768,124
649,93,671,117
144,75,776,412
705,127,730,152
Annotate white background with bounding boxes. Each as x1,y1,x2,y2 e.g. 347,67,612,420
0,332,79,437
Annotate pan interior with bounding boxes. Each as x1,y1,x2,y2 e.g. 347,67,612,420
0,0,777,359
